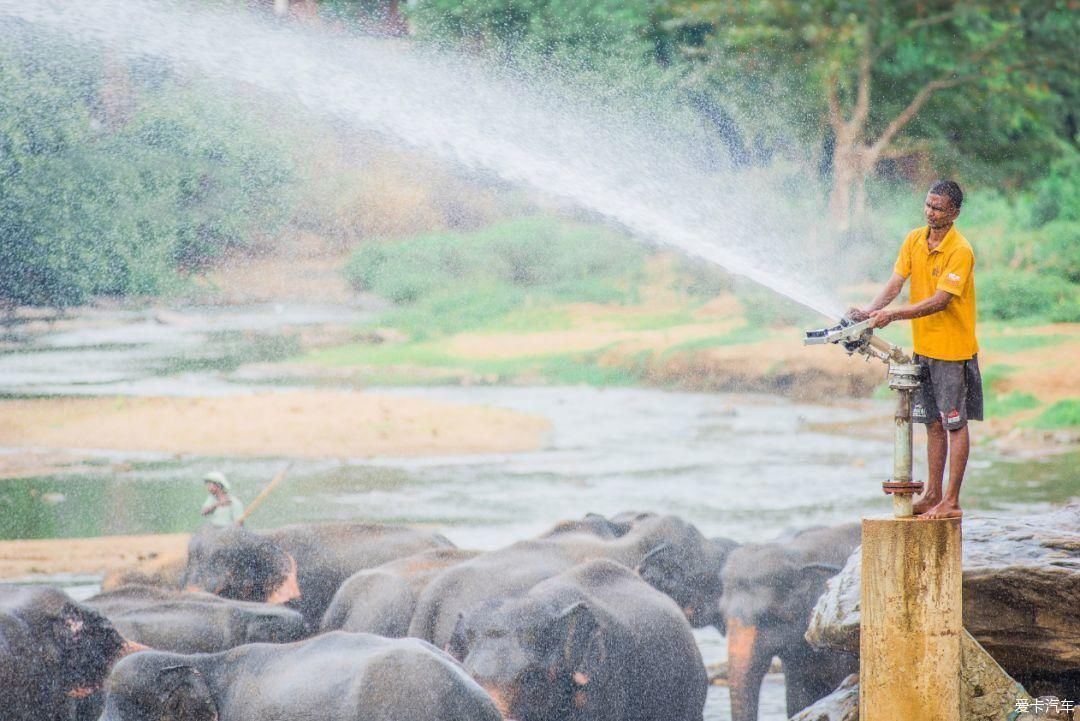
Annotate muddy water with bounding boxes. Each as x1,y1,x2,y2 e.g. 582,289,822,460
2,304,1076,721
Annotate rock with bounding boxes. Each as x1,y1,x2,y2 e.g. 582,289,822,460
799,634,1032,721
789,674,858,721
806,504,1080,687
806,547,861,653
1014,697,1076,720
793,634,1031,721
961,630,1033,721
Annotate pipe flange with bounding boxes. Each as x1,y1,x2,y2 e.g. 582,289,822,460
882,480,924,495
887,362,922,390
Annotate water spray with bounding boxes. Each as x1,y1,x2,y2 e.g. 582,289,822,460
803,319,924,517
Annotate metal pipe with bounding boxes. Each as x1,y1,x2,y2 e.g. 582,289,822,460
884,363,922,518
800,321,921,515
893,388,913,517
894,388,913,485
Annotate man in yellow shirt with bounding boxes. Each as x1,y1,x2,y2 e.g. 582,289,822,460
849,181,982,520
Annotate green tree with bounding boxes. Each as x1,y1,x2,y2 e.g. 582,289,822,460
662,0,1079,224
408,0,665,66
0,32,296,307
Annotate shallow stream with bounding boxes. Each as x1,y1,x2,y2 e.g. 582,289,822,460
1,303,1076,721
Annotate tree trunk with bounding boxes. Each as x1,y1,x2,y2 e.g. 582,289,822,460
828,134,858,226
829,137,881,227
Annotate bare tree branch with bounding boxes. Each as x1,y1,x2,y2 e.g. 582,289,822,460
868,59,1041,158
851,0,877,133
826,72,844,131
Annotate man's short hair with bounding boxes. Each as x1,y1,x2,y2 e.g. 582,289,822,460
929,180,963,210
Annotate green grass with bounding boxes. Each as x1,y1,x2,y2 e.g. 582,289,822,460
301,340,651,387
980,364,1018,388
984,391,1041,418
537,352,650,385
378,283,530,340
343,216,646,340
1026,399,1080,429
305,341,458,368
974,363,1044,418
663,325,774,355
483,305,573,333
978,333,1069,354
343,213,648,341
306,214,1080,392
604,310,697,331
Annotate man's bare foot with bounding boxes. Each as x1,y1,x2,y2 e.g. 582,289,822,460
913,495,941,515
921,501,963,520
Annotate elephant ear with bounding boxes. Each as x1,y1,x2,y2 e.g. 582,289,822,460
797,563,842,587
553,602,605,684
445,613,474,662
157,665,218,721
778,562,842,622
636,543,689,594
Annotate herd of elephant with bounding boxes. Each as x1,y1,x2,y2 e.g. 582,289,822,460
0,512,863,721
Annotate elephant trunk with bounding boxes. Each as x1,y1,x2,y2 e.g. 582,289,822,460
726,616,772,721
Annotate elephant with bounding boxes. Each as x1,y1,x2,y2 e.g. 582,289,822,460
85,584,307,653
408,538,576,647
320,547,480,636
542,512,738,628
447,559,707,721
181,522,453,628
98,631,503,721
719,524,861,721
539,512,637,540
0,584,143,721
409,512,736,647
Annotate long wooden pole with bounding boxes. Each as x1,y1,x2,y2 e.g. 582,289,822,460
237,463,293,525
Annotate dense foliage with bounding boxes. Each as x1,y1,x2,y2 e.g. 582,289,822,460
343,217,646,338
402,0,1080,322
0,32,294,307
2,0,1077,322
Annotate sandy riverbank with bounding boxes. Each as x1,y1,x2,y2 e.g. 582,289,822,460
0,390,551,478
0,533,188,579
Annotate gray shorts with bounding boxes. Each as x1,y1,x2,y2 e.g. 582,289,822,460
911,353,984,430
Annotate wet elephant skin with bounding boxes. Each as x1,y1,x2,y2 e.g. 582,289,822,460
720,524,861,721
447,559,707,721
320,547,480,636
0,584,136,721
85,584,307,653
541,512,738,630
98,631,503,721
182,522,454,628
410,512,737,647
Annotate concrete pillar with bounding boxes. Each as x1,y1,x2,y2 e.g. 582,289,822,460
860,517,963,721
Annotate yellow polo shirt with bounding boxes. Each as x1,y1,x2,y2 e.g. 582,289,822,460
894,225,978,361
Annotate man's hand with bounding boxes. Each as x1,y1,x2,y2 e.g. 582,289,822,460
868,309,896,329
846,306,870,322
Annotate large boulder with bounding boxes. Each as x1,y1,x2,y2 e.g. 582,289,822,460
792,633,1034,721
807,504,1080,693
789,674,858,721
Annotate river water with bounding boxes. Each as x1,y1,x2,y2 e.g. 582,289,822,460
2,303,1076,721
